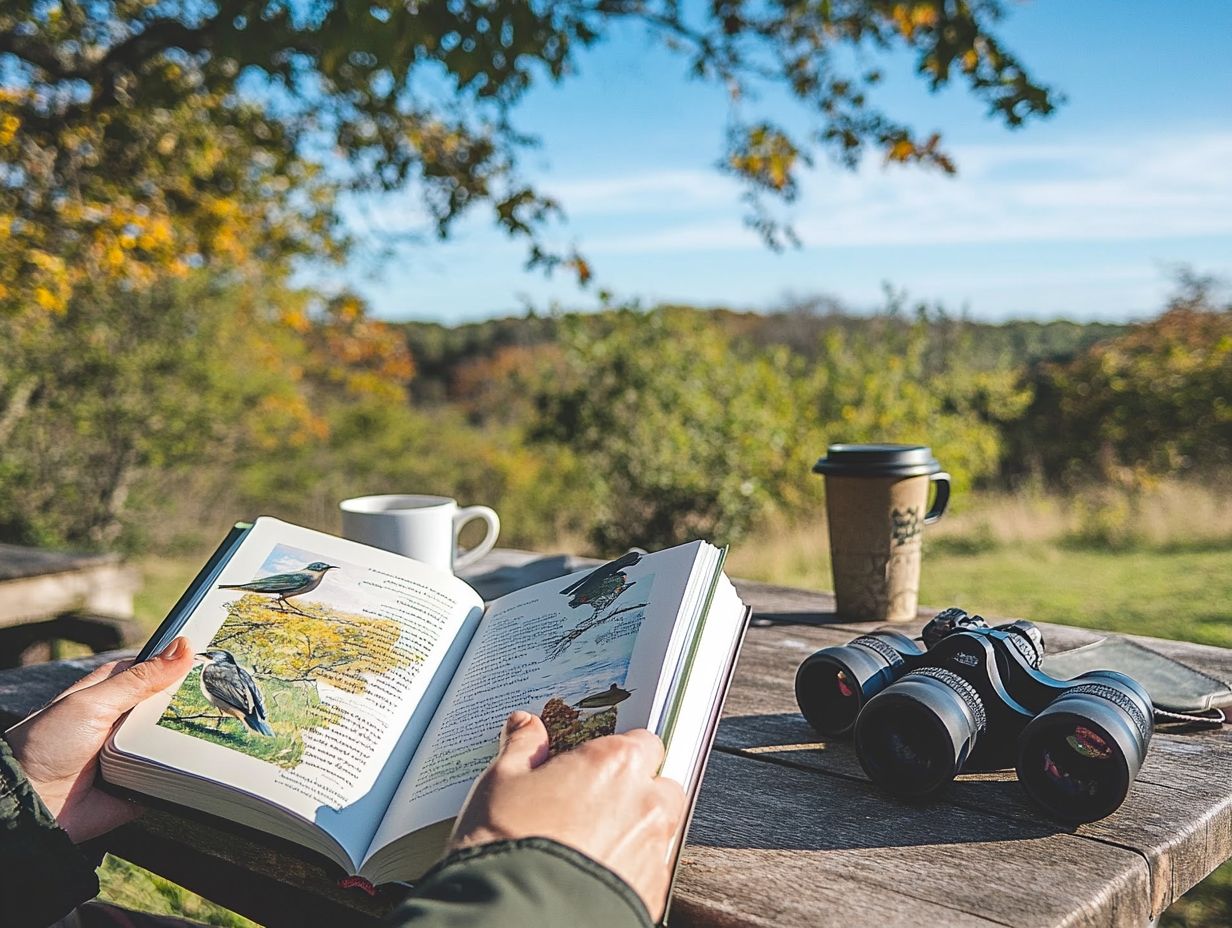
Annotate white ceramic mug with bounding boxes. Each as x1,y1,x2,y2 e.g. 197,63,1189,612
339,495,500,573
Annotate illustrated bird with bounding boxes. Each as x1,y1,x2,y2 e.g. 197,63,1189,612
193,649,273,736
218,561,338,615
574,684,635,710
560,551,642,603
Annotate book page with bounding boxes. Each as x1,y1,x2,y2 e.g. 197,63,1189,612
113,517,483,867
366,542,709,857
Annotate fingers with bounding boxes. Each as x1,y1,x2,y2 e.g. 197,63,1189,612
51,659,134,703
80,637,195,716
578,727,665,778
494,711,551,772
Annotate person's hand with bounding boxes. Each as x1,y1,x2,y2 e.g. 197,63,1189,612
448,711,687,921
6,637,195,843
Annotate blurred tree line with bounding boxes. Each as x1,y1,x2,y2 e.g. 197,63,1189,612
2,274,1227,555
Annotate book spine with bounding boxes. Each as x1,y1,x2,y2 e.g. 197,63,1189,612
135,522,253,661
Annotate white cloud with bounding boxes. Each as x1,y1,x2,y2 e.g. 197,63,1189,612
543,169,741,216
546,129,1232,254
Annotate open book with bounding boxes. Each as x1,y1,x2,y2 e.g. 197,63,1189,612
101,517,750,886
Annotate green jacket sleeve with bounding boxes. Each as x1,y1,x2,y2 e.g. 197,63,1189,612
388,838,653,928
0,736,101,928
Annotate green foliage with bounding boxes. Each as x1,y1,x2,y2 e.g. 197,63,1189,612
1163,860,1232,928
0,268,420,549
98,855,260,928
0,274,295,545
1019,277,1232,483
807,313,1034,494
533,308,817,550
233,391,585,548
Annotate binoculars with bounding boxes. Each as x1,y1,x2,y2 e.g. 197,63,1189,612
794,608,1153,822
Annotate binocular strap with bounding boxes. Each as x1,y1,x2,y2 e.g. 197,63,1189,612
1153,706,1226,729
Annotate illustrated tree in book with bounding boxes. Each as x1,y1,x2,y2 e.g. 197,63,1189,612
210,594,420,693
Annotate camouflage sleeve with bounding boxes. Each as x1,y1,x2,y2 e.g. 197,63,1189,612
0,737,101,928
386,838,653,928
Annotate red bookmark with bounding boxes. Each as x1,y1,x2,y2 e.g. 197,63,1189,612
339,875,379,896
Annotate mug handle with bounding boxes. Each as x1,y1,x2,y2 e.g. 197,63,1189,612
453,506,501,570
924,473,951,525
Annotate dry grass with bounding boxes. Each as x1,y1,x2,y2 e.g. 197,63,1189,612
729,478,1232,590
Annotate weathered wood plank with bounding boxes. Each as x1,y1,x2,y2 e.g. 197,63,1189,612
0,543,122,582
718,614,1232,917
0,650,129,725
676,751,1151,928
0,544,138,626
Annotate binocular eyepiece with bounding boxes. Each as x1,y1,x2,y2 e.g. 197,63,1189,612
795,608,1152,823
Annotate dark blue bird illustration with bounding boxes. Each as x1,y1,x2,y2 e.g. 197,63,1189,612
218,561,338,615
549,554,647,660
560,551,642,605
193,649,273,736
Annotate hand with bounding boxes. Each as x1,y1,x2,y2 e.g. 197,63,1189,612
6,637,195,843
448,711,687,922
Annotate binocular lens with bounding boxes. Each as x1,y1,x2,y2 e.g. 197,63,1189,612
1018,717,1129,822
795,632,919,737
857,700,953,793
795,655,863,735
1017,674,1151,823
855,668,985,798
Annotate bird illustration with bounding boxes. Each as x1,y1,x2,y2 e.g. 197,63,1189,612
574,684,635,710
218,561,338,615
548,576,646,660
560,551,642,603
193,649,273,736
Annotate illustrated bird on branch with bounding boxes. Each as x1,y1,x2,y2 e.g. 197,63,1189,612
218,562,338,616
189,649,273,736
549,553,648,659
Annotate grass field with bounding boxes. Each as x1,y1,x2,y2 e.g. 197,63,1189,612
103,482,1231,926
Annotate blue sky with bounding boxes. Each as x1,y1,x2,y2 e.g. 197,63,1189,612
317,0,1232,323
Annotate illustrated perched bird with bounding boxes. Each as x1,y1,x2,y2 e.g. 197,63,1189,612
218,561,338,615
194,649,273,736
560,551,642,602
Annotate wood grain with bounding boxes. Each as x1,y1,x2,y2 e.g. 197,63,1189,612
717,582,1232,920
1,557,1230,928
676,751,1151,928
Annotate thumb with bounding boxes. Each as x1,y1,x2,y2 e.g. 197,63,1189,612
495,710,551,772
86,637,195,716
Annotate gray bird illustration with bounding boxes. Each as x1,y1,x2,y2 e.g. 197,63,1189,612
218,561,337,615
193,649,273,736
574,684,635,710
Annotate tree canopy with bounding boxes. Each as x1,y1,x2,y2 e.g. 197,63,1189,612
1,0,1059,314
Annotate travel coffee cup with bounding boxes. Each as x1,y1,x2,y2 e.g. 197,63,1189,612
813,444,950,622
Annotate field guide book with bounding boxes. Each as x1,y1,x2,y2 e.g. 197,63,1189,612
101,517,750,885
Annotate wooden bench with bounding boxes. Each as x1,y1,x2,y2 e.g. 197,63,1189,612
1,550,1229,927
0,543,140,666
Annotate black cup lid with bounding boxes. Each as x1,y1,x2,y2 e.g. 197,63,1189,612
812,443,942,478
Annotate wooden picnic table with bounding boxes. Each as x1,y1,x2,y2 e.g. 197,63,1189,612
0,543,139,666
1,548,1229,928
